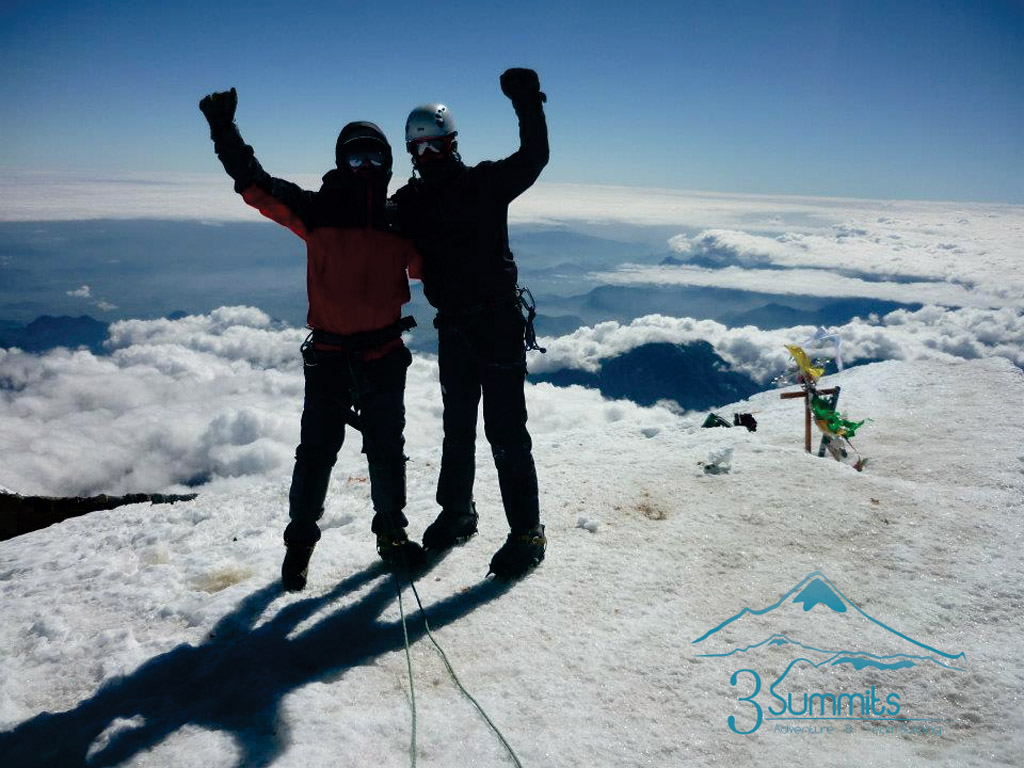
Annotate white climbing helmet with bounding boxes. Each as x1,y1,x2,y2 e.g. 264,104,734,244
405,103,457,143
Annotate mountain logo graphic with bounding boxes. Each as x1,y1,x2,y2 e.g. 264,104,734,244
693,570,966,735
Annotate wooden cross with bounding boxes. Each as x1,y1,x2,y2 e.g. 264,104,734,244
780,386,839,453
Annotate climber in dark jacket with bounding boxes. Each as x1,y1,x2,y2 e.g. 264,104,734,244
391,68,549,578
200,88,425,590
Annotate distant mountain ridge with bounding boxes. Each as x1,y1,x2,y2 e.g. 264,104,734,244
531,340,762,411
723,298,923,330
537,284,922,333
0,315,109,354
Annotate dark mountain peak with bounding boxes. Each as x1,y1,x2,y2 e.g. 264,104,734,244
533,340,762,411
23,314,104,332
0,315,110,354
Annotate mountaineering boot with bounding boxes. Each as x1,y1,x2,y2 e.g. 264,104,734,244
422,503,479,552
376,528,428,572
488,524,546,579
282,544,316,591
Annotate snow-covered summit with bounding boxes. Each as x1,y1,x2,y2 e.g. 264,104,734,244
1,352,1021,766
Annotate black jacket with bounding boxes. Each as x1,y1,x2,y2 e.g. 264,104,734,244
391,99,548,314
210,120,394,233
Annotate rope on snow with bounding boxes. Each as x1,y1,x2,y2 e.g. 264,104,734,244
392,562,524,768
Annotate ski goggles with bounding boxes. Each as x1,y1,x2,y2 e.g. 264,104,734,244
345,149,386,168
407,134,457,157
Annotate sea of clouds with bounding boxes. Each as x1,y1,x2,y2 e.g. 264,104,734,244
5,170,1019,305
0,307,673,497
2,172,1021,496
598,216,1021,309
2,302,1020,498
531,306,1024,381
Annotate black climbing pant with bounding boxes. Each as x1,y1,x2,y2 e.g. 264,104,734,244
284,345,411,546
435,303,540,533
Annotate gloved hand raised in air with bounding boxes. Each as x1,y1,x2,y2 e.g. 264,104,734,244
500,68,546,104
199,87,238,129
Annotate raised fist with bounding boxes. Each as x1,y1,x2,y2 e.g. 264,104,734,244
500,68,546,104
199,87,238,128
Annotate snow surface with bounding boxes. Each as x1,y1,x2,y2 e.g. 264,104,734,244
1,345,1022,766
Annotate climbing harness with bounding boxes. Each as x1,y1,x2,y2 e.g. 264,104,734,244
299,316,417,432
301,316,418,366
516,286,546,354
431,287,545,356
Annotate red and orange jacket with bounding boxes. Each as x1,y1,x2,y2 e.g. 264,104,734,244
209,123,421,359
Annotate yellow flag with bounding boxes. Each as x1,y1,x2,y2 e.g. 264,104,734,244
786,345,825,382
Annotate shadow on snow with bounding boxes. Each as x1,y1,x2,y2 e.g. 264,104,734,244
0,556,511,767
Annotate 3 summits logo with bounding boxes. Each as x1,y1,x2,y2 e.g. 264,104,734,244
693,571,966,735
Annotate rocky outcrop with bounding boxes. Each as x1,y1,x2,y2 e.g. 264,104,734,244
0,491,197,541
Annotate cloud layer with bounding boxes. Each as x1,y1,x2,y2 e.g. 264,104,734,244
5,171,1018,312
2,176,1021,496
3,302,1021,497
598,211,1024,309
532,306,1024,383
0,307,675,496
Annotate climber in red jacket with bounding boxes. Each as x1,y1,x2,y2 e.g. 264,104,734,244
200,88,424,590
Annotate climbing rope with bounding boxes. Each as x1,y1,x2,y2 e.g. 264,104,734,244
408,577,524,768
393,573,418,767
392,564,524,768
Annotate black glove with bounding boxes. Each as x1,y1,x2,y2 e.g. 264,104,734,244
500,68,546,104
199,87,238,129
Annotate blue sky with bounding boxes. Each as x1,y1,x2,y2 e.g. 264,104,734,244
1,0,1021,203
